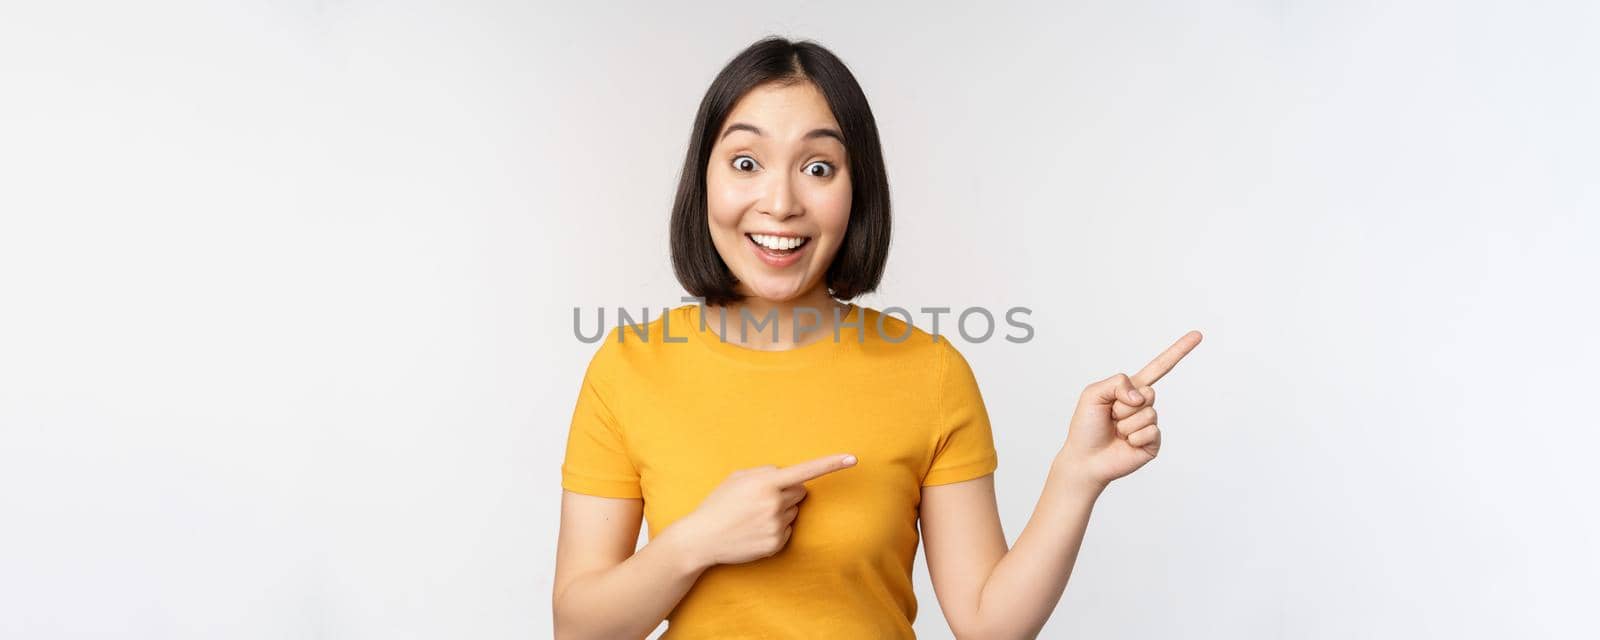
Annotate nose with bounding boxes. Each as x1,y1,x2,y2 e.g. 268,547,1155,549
757,169,802,220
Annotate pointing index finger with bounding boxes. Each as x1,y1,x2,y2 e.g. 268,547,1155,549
1132,330,1203,387
772,454,858,486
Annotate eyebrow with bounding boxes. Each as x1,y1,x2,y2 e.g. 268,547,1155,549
719,122,845,145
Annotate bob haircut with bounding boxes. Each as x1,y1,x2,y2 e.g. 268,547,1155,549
669,36,891,307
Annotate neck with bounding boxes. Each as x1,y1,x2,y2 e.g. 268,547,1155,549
705,288,849,351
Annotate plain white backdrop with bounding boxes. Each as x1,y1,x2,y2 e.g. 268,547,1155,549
1,1,1595,638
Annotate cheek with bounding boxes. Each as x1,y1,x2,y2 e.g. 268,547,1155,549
808,181,853,233
705,172,750,227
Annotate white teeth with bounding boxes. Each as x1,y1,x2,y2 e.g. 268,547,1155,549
749,233,808,251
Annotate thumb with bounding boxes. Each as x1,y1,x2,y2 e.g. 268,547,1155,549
1086,373,1143,407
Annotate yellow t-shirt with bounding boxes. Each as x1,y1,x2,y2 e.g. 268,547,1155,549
560,302,999,639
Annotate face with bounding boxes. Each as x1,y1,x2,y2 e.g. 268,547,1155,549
706,80,852,303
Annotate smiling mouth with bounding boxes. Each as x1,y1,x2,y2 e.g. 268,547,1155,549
746,233,811,256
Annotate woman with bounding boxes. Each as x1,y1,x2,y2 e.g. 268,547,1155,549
553,36,1201,639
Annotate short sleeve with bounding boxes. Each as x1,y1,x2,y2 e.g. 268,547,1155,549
922,341,1000,486
560,337,643,499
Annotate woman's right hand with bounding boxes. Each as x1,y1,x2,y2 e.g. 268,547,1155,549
670,453,858,568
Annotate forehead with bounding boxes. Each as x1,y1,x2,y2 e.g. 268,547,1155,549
720,81,841,136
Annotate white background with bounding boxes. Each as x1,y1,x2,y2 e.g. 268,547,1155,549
2,1,1595,638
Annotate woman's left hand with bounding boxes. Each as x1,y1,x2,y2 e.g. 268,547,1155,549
1057,331,1203,488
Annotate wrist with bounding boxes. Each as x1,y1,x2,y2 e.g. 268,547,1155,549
1051,451,1109,498
658,517,713,575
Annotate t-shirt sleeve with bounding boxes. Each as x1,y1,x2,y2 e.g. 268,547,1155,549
560,336,643,499
922,341,1000,486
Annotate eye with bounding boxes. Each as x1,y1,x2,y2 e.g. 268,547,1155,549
731,155,761,172
803,161,835,178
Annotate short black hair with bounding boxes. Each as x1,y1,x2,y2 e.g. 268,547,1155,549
669,36,891,307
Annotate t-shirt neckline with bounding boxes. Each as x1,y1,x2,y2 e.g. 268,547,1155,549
680,302,861,369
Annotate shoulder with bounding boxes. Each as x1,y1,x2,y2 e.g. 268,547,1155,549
580,304,694,381
852,304,971,373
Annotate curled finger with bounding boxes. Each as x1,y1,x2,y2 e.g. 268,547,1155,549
1117,406,1158,436
1127,424,1161,448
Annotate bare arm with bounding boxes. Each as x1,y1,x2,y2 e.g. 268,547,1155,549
553,455,858,638
920,455,1103,640
551,490,709,640
924,332,1203,638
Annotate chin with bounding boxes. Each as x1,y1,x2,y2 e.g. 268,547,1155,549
739,280,808,303
746,289,802,303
